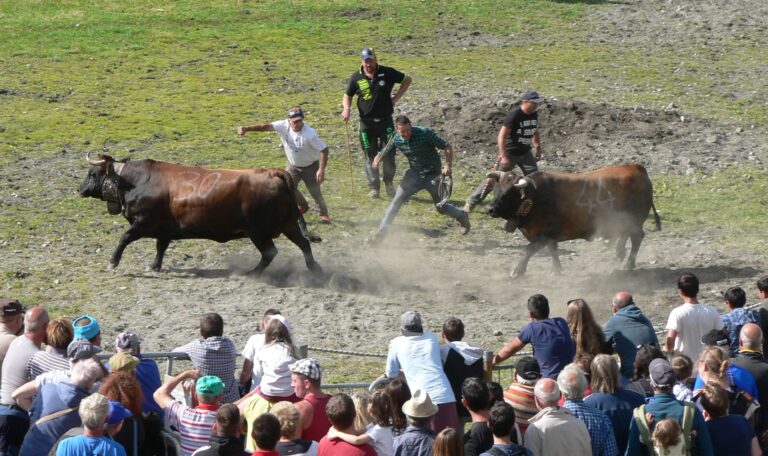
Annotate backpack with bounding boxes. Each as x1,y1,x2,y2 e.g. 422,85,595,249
633,403,695,456
692,384,761,428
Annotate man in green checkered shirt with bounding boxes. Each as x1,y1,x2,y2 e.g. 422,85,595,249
371,115,470,240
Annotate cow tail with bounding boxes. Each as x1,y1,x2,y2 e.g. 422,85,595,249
650,201,661,231
273,169,321,243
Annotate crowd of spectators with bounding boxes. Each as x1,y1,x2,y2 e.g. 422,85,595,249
0,271,767,455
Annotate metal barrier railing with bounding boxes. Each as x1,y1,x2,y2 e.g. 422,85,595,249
102,300,761,391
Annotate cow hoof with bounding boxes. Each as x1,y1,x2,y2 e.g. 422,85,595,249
307,234,322,243
510,270,525,279
107,263,117,271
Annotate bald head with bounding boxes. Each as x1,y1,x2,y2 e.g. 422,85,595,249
612,292,634,310
739,323,763,350
533,378,561,408
24,306,49,341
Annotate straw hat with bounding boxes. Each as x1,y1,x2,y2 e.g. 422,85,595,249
401,389,438,418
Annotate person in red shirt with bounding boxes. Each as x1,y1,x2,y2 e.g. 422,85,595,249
290,358,331,442
317,394,376,456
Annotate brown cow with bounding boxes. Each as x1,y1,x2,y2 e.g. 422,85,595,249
79,153,321,274
487,163,660,277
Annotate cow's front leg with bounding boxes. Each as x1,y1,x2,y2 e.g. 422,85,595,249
249,237,278,276
512,241,547,278
150,238,171,272
548,242,562,275
109,228,142,270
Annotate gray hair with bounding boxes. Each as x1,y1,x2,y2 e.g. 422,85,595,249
740,328,763,350
557,363,588,400
69,358,104,390
24,307,49,333
533,378,561,405
79,393,110,429
590,354,620,394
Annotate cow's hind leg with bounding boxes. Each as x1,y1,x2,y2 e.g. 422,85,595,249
548,241,562,275
249,236,278,276
512,241,547,278
615,235,628,262
283,223,322,273
109,228,142,270
150,238,171,272
625,230,645,270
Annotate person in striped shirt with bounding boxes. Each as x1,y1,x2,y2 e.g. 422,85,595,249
154,370,223,456
502,356,541,440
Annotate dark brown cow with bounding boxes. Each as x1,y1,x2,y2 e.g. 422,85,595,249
79,153,321,274
487,163,660,277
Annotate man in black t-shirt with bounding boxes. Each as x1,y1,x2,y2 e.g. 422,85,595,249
342,48,412,199
464,90,543,213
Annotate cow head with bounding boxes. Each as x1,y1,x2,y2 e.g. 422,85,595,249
78,152,116,199
487,171,532,225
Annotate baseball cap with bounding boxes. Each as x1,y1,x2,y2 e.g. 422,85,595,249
73,314,101,340
361,48,376,61
400,310,423,336
115,332,139,352
109,352,140,373
196,375,225,396
521,90,543,104
0,299,23,317
701,329,730,347
648,358,675,389
515,356,542,381
289,358,322,381
108,400,133,425
287,107,304,119
67,339,102,362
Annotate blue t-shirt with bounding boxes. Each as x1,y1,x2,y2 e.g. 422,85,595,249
693,363,759,400
56,435,127,456
706,415,755,456
518,318,575,379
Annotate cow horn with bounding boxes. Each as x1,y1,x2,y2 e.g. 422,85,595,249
486,171,502,181
513,179,529,189
85,151,106,166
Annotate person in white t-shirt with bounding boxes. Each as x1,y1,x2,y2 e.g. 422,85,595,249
664,273,723,368
240,309,284,393
238,106,331,223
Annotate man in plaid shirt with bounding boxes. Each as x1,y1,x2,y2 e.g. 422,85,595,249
558,363,619,456
174,313,239,403
371,115,470,241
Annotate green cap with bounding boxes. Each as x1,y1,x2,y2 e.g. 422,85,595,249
196,375,225,396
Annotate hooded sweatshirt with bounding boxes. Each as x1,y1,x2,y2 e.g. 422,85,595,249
19,381,90,456
441,341,486,418
603,305,659,379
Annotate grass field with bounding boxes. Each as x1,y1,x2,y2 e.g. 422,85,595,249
1,1,767,383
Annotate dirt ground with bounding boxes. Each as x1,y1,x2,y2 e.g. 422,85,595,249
2,0,768,379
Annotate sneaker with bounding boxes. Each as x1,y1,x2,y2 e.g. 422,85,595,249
457,210,471,235
368,189,380,199
462,201,475,213
319,215,331,224
385,182,395,197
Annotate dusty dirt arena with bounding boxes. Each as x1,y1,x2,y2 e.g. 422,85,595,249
2,0,768,380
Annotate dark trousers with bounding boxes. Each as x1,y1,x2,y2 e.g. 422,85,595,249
286,161,328,216
466,149,539,207
359,118,395,190
0,405,30,456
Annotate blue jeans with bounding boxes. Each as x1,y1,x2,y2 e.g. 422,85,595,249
379,169,464,232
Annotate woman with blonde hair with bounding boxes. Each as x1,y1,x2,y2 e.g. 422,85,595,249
272,401,318,456
566,299,608,358
695,346,760,425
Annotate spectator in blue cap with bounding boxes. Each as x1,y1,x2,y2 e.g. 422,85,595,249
73,314,101,347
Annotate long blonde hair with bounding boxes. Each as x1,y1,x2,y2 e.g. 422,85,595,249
566,299,607,357
698,346,729,383
432,428,463,456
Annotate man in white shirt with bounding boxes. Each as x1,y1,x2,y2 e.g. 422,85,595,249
238,106,331,223
664,272,723,366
